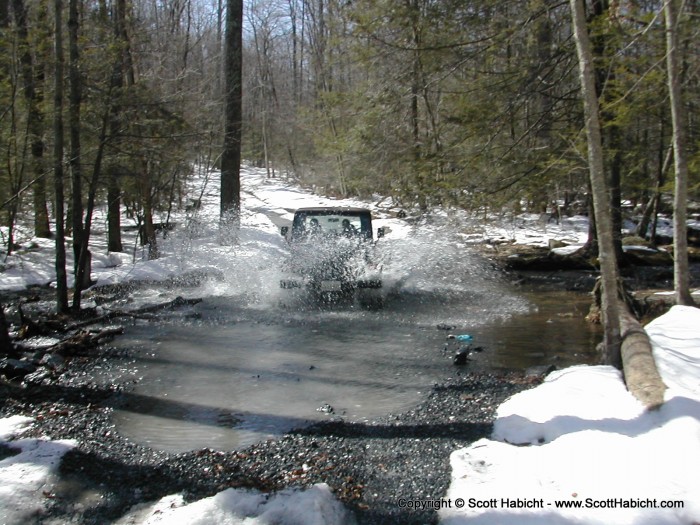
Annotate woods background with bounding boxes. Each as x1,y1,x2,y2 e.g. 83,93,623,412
1,0,698,260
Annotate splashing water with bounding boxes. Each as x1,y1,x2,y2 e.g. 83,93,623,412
106,211,594,453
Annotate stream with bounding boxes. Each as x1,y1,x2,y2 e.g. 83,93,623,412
107,231,601,453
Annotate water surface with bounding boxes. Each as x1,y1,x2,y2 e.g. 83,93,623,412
109,230,599,452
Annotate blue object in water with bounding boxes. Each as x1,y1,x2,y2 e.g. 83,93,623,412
448,334,473,342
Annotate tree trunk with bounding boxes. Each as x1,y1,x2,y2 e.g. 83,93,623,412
140,159,158,260
115,0,135,86
105,0,133,254
664,0,695,306
68,0,84,272
619,309,666,408
589,0,625,265
220,0,243,235
581,186,598,256
635,143,672,242
3,108,22,257
12,0,51,238
571,0,622,367
107,169,123,252
72,108,110,310
288,0,299,103
0,304,13,358
54,0,69,313
34,3,52,239
608,128,624,264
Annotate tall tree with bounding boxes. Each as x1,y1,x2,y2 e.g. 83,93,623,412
570,0,621,367
106,0,134,254
68,0,83,271
664,0,695,306
220,0,243,235
73,0,132,308
53,0,68,313
0,0,8,26
12,0,51,238
589,0,624,264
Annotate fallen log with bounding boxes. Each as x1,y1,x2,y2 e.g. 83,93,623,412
619,308,666,409
50,327,126,356
589,278,667,408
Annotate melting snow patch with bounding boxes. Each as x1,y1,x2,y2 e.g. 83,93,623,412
0,416,76,524
118,483,353,525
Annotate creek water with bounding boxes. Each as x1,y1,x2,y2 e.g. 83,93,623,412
109,234,601,453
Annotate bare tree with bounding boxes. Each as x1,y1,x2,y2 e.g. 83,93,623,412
54,0,69,313
220,0,243,235
570,0,621,367
664,0,695,306
12,0,51,238
68,0,84,272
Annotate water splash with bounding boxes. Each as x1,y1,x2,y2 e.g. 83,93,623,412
374,223,531,327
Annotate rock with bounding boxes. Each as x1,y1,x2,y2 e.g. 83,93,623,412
23,368,52,385
453,348,470,365
501,246,593,271
0,358,37,380
40,353,66,370
548,239,568,249
316,403,334,414
622,240,673,266
525,365,557,377
622,236,655,248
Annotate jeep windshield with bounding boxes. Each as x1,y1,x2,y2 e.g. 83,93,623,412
289,208,374,242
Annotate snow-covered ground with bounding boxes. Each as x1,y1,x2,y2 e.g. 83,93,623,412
1,166,699,524
0,166,595,294
441,305,700,525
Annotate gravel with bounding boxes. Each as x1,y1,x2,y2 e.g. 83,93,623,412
1,334,542,525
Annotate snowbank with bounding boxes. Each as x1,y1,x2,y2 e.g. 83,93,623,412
0,416,76,524
440,305,700,525
116,483,351,525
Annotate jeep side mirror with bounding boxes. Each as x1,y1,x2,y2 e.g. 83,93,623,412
377,227,385,239
281,226,289,237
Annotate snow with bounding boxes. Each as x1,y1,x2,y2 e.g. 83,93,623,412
0,416,77,524
114,483,350,525
440,306,700,525
2,166,700,524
